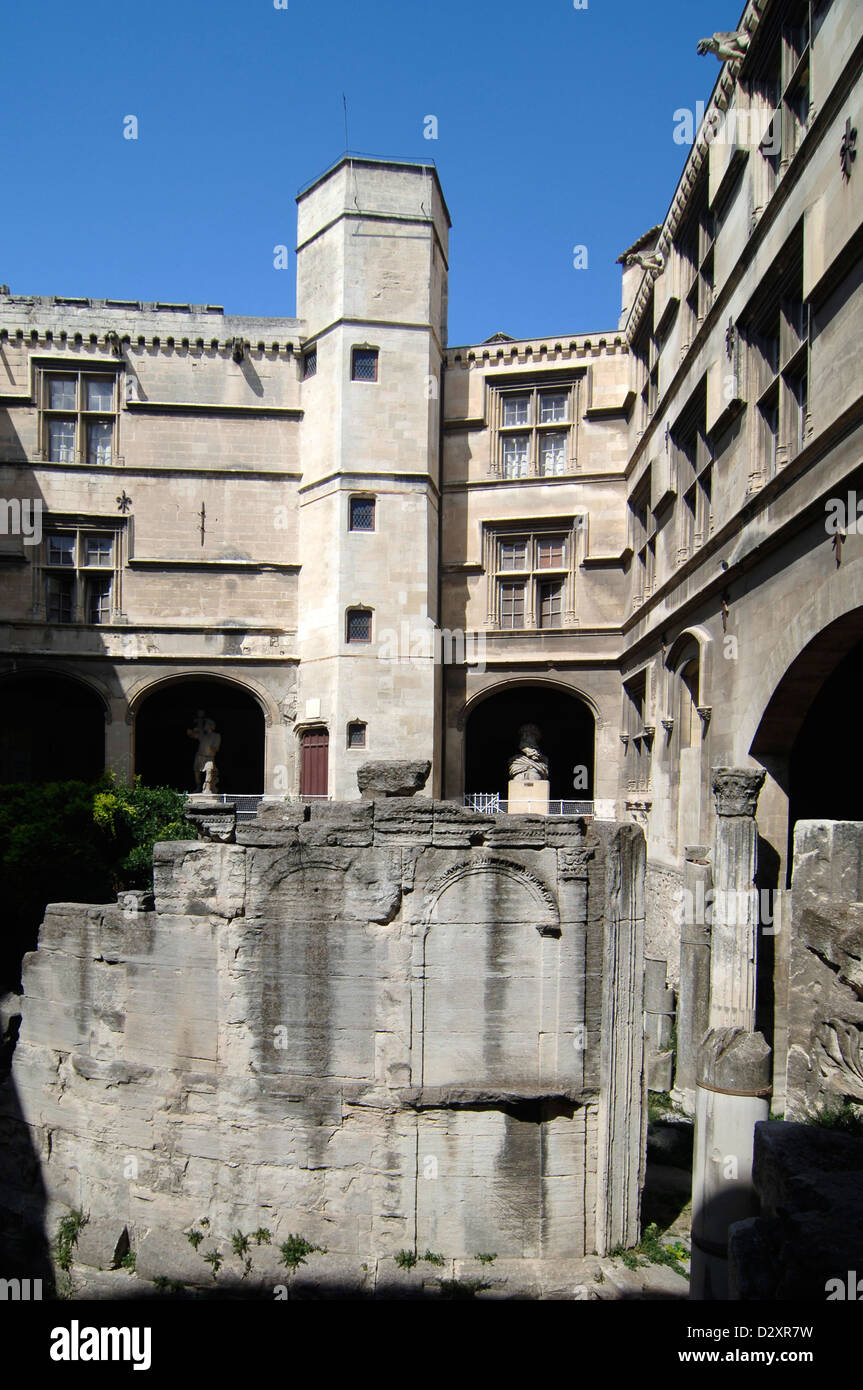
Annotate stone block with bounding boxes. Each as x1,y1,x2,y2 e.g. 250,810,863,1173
357,760,431,797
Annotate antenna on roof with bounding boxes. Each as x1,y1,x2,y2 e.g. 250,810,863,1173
343,94,349,155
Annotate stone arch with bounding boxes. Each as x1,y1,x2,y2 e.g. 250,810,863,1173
131,671,268,792
126,669,279,727
664,624,713,707
740,591,863,764
0,668,108,782
461,681,596,803
420,855,560,1087
423,856,560,936
747,604,863,879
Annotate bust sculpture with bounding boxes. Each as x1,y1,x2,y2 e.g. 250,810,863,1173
187,709,221,794
508,724,549,783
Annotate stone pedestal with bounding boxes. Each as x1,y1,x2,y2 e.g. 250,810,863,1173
184,795,236,842
690,1027,771,1299
690,767,771,1301
508,778,550,816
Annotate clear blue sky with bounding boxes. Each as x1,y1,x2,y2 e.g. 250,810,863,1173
2,0,740,345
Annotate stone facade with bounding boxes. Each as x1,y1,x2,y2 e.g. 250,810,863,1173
6,802,646,1271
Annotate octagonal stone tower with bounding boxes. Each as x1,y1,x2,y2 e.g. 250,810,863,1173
294,158,450,798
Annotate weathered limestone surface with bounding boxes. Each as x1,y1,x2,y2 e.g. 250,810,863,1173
787,821,863,1118
6,803,646,1275
729,1122,863,1299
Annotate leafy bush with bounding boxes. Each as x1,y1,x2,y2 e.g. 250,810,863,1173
0,775,195,989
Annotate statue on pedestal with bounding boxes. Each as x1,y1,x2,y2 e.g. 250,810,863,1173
508,724,549,783
187,710,221,794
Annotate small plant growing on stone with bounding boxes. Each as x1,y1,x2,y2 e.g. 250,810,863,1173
609,1242,643,1271
231,1230,251,1258
241,1256,253,1279
252,1227,272,1245
279,1234,322,1270
422,1249,445,1266
808,1100,863,1138
474,1252,497,1264
120,1250,136,1272
55,1208,89,1272
153,1276,170,1293
394,1249,417,1269
186,1228,204,1250
202,1249,223,1279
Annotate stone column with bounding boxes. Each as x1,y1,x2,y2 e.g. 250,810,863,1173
673,846,712,1101
595,822,646,1255
690,767,771,1301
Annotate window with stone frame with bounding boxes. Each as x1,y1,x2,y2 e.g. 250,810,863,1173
630,296,662,438
673,173,714,350
351,346,379,382
629,467,656,609
41,523,122,624
623,671,651,792
346,721,367,749
484,521,579,630
671,381,712,564
488,376,582,478
39,369,120,465
741,235,809,484
346,607,373,643
348,495,375,532
748,0,811,217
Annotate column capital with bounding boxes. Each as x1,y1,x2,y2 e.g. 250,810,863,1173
711,766,766,818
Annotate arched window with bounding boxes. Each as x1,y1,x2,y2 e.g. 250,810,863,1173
679,657,700,748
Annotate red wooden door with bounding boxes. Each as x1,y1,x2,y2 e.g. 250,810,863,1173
300,728,329,796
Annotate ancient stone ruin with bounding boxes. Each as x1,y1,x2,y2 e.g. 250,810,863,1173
6,795,646,1280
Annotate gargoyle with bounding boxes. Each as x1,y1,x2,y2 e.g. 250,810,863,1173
231,336,248,363
697,30,750,64
624,250,665,276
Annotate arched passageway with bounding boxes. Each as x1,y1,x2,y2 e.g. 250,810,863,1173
464,684,595,803
134,678,265,792
750,607,863,881
0,674,105,783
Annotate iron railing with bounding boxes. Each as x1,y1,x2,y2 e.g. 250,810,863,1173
462,794,594,817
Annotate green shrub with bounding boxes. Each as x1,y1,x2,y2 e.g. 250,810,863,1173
0,776,195,990
394,1249,417,1270
279,1235,323,1270
54,1209,88,1272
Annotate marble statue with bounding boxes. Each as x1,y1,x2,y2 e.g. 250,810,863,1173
508,724,549,783
187,710,221,794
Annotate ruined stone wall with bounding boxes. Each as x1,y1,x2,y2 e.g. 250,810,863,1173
786,821,863,1119
8,803,646,1276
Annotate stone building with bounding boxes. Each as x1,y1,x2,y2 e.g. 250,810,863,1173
1,0,862,1110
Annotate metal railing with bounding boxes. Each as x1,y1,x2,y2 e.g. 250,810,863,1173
463,794,594,817
216,793,265,820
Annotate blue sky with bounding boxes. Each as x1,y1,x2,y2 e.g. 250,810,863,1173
2,0,740,345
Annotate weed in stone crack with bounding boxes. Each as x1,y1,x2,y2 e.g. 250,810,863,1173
186,1228,204,1250
422,1249,445,1265
55,1208,88,1272
252,1227,272,1245
202,1250,223,1279
474,1252,497,1264
279,1234,324,1270
394,1249,417,1269
231,1230,251,1258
